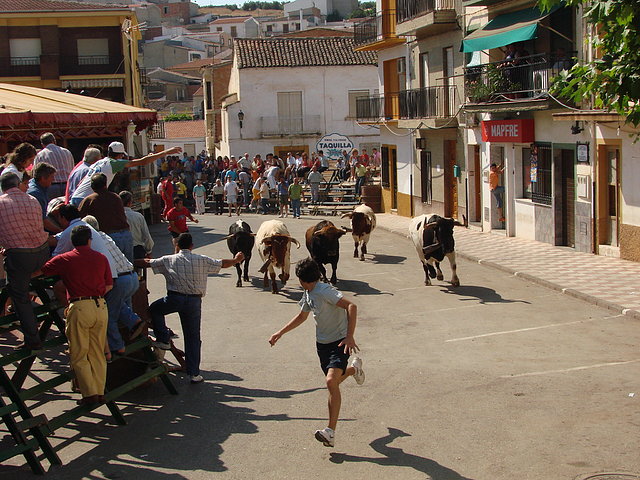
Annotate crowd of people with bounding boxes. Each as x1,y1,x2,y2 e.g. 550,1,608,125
0,135,367,447
155,148,381,219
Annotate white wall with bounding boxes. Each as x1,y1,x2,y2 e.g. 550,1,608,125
219,63,379,157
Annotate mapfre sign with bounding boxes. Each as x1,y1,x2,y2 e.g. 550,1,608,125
481,119,534,143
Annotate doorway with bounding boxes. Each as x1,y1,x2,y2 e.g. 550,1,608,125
420,150,432,204
472,145,481,222
597,145,621,247
554,148,575,247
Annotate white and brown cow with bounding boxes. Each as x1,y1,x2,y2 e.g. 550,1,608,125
409,214,466,286
255,219,300,294
341,204,376,261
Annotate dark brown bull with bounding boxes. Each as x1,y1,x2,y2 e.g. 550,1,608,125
305,220,350,285
224,220,255,287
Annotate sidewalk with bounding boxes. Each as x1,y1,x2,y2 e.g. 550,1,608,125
376,213,640,319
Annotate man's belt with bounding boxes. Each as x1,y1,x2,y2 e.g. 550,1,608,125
118,271,135,277
5,241,49,254
69,296,103,303
167,290,202,298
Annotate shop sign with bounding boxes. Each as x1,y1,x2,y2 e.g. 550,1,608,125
481,119,534,143
316,133,354,160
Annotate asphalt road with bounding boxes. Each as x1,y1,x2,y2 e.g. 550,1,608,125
5,212,640,480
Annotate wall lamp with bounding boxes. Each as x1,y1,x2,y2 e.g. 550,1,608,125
571,121,584,135
238,110,244,129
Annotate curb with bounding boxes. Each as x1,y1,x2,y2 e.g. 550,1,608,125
376,222,640,321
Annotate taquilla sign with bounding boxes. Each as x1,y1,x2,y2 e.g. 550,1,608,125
316,133,354,160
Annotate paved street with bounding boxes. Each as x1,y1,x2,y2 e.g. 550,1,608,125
3,211,640,480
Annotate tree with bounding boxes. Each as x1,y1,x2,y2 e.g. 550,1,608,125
327,9,343,21
540,0,640,127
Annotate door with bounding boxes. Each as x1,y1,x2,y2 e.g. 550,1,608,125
391,146,398,209
184,143,196,158
444,140,458,218
420,150,432,204
473,145,481,222
561,149,575,247
597,145,621,246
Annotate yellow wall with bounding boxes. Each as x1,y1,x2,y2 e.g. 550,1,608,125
381,188,412,217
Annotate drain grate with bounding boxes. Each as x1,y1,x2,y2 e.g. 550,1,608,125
577,473,640,480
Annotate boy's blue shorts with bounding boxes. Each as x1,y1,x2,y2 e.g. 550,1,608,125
317,338,349,375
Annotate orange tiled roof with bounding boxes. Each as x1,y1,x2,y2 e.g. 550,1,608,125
169,58,216,71
162,119,205,139
211,16,251,25
236,37,376,68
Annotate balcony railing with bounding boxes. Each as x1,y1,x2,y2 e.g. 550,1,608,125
260,115,322,136
78,55,110,65
398,85,458,119
464,52,575,104
0,56,41,76
354,11,399,47
396,0,456,23
356,93,395,121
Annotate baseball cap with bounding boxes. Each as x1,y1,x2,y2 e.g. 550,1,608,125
109,141,128,156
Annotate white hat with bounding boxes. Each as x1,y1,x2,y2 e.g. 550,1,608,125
109,141,128,156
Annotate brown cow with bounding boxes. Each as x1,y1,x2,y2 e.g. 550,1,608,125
256,219,300,293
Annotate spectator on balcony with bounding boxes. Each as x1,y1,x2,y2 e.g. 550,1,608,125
552,47,572,71
34,133,75,200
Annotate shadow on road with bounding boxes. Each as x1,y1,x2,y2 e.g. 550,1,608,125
330,427,475,480
369,253,407,265
337,279,393,297
14,371,324,479
440,285,531,305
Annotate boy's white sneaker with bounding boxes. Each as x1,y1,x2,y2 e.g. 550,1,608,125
314,427,335,447
350,356,365,385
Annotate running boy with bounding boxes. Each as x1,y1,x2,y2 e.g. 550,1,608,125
268,258,364,448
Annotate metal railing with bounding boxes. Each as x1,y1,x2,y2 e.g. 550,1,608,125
464,52,576,103
356,93,397,121
9,56,40,66
78,55,110,65
398,85,458,119
150,120,165,139
396,0,456,23
354,10,398,46
260,115,322,136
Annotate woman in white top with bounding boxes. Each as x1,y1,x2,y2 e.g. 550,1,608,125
1,143,36,190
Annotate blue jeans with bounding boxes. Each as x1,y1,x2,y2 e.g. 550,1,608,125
108,230,134,262
104,272,139,351
491,186,505,208
149,293,202,376
291,198,301,217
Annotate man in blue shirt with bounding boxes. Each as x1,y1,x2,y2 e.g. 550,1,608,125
27,162,61,234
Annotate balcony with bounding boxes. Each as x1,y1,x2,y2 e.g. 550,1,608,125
0,56,41,77
356,86,459,126
395,0,457,37
353,11,406,51
60,55,124,76
463,53,573,112
260,115,322,137
398,85,459,127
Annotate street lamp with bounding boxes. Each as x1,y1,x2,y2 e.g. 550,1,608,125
238,110,244,129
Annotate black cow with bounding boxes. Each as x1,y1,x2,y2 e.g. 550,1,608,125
225,220,255,287
305,220,350,285
409,214,466,286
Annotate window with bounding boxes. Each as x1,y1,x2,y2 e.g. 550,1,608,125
190,53,202,61
266,25,273,32
9,38,41,65
77,38,109,65
217,27,223,32
420,151,432,203
348,90,369,118
163,6,169,14
531,144,552,205
205,81,212,110
277,91,302,132
230,26,237,37
295,23,301,30
283,24,289,33
419,52,429,89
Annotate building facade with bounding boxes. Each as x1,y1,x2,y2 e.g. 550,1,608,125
0,0,144,106
214,37,379,160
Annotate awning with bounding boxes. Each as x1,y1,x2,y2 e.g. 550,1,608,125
0,83,157,133
461,6,557,53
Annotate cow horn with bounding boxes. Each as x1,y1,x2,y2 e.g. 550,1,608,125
423,222,438,231
340,212,353,219
290,237,301,248
222,234,235,240
258,258,271,274
342,226,352,232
